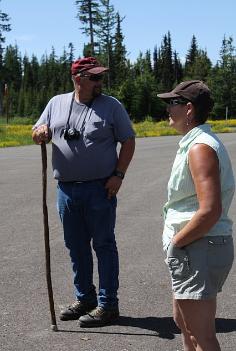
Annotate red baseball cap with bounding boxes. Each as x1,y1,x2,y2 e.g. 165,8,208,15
71,57,109,75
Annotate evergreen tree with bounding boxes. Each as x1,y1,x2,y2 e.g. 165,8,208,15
184,36,211,81
0,0,11,115
68,42,75,63
114,60,135,117
59,48,73,92
0,14,235,122
97,0,117,89
190,49,212,81
184,35,198,78
153,46,159,80
97,0,116,62
113,12,125,58
75,0,101,55
38,54,51,112
173,50,183,84
110,12,126,88
158,32,174,91
0,0,11,65
19,54,36,116
48,47,61,95
209,36,236,119
3,44,21,117
145,50,152,74
129,53,160,121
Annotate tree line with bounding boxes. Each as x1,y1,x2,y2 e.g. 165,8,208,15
0,0,236,122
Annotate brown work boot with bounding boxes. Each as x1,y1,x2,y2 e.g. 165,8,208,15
59,300,97,321
78,306,119,327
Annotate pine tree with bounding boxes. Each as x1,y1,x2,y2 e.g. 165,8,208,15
96,0,117,89
59,48,73,93
0,0,11,65
209,36,236,119
173,50,183,84
3,44,21,117
68,42,75,63
190,49,211,81
97,0,116,62
75,0,101,55
18,53,41,117
112,12,127,87
0,0,11,115
158,32,174,91
153,46,159,80
184,35,198,78
129,53,159,121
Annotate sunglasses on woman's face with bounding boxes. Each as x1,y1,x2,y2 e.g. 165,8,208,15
79,74,104,81
167,99,189,106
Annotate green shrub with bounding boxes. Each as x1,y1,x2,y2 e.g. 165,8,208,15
0,118,236,148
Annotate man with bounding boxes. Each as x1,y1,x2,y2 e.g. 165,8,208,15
32,57,135,327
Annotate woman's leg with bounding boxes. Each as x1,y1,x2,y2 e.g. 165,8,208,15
176,298,221,351
173,297,196,351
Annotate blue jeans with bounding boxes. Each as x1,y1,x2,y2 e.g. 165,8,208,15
57,180,119,309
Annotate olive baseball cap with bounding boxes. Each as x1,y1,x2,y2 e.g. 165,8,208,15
157,80,214,108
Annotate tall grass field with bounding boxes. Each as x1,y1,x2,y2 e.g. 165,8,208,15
0,117,236,148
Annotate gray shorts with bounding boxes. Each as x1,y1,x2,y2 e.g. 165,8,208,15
165,236,234,300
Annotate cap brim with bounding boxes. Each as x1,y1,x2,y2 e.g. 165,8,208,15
157,92,180,99
87,67,109,74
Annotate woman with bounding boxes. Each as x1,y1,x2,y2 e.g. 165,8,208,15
157,80,235,351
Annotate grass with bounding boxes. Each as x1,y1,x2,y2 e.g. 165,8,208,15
134,120,179,137
0,124,33,147
133,119,236,137
0,117,236,148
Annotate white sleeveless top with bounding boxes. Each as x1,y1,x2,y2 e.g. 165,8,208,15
163,124,235,251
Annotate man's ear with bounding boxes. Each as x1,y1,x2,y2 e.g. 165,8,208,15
72,75,79,84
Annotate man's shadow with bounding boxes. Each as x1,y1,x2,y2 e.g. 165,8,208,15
117,316,179,339
117,316,236,338
58,316,236,339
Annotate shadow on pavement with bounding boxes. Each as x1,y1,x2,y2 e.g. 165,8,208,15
56,316,236,338
117,316,236,336
117,316,180,339
57,316,179,339
215,318,236,333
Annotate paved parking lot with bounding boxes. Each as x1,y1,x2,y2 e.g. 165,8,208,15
0,134,236,351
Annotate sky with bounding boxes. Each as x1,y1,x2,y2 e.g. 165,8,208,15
1,0,236,65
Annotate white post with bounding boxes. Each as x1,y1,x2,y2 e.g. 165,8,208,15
225,106,228,121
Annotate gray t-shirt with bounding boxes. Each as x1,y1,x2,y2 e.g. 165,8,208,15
35,92,135,181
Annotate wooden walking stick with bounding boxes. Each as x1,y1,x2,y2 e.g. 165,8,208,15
41,142,58,332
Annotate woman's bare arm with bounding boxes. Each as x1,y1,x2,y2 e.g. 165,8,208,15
172,143,222,248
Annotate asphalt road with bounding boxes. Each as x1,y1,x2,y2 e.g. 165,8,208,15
0,134,236,351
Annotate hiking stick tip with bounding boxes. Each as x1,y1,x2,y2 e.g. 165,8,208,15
51,324,58,332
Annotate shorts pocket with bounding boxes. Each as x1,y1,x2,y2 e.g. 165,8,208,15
207,236,234,268
207,238,234,292
166,243,191,279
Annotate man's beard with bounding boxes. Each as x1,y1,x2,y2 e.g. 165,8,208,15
92,85,102,98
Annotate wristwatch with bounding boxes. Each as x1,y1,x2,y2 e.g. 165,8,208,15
113,169,125,179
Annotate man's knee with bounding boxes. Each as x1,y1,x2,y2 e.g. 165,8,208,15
93,239,117,253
